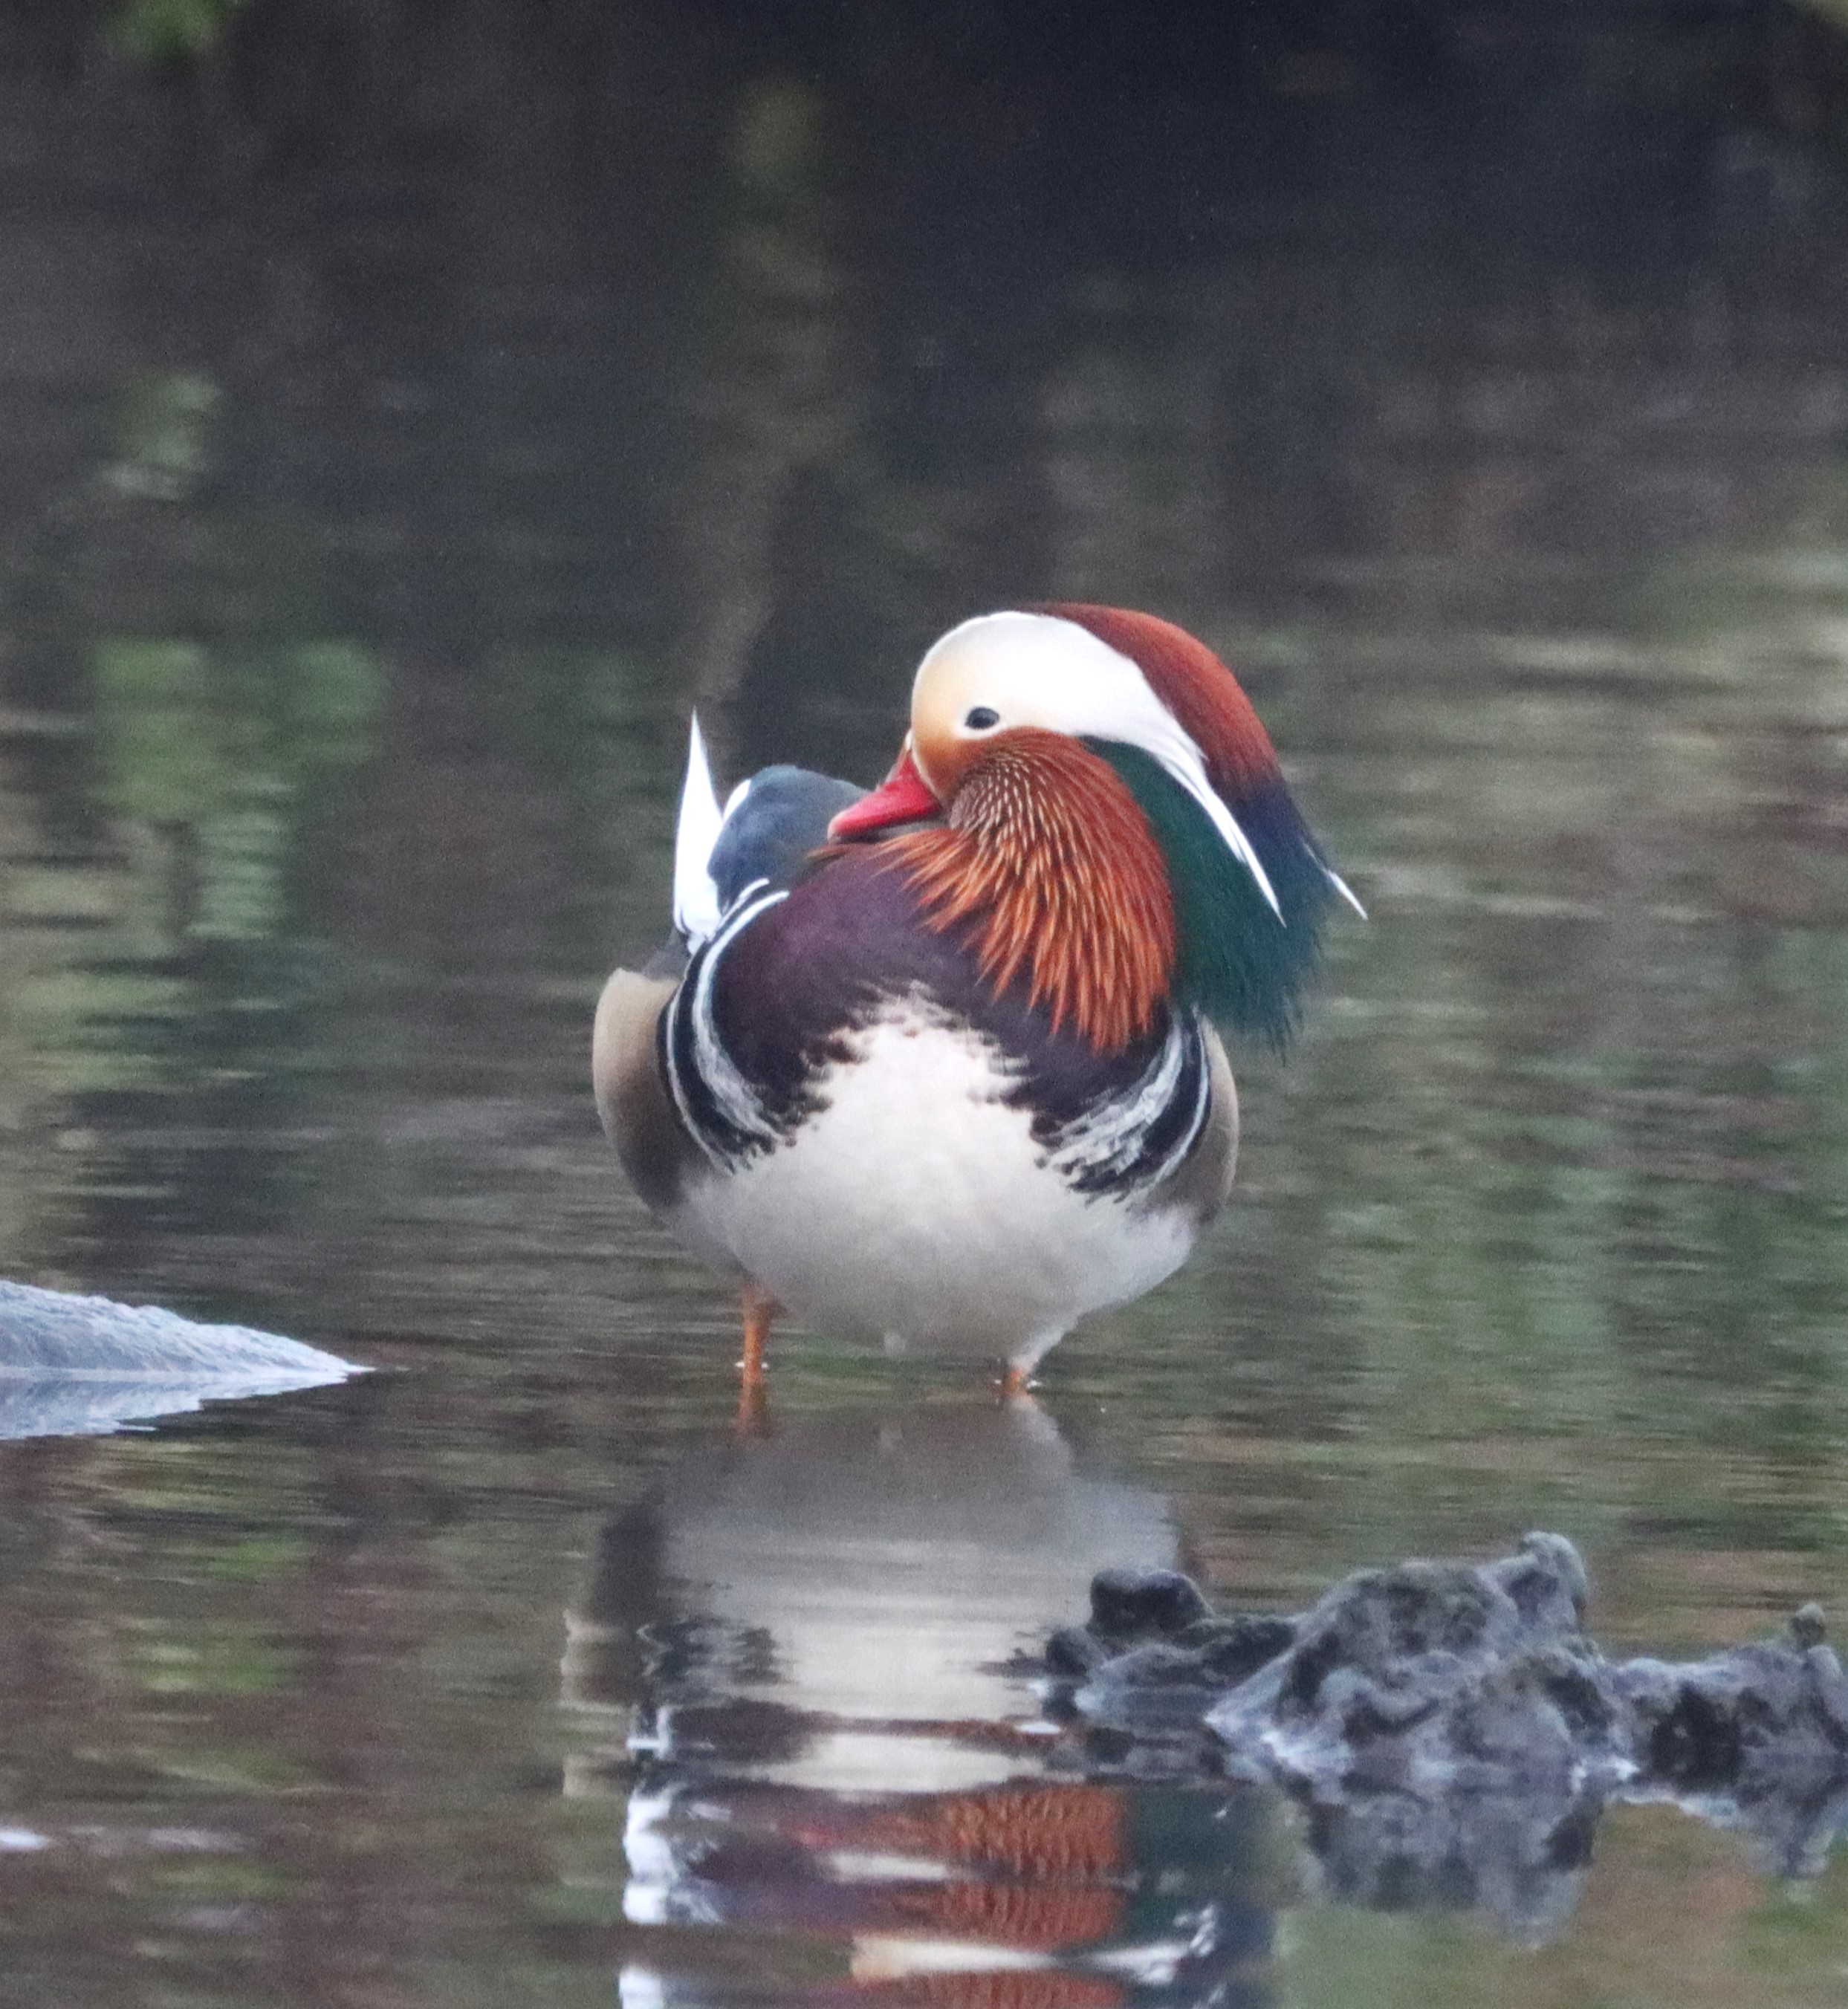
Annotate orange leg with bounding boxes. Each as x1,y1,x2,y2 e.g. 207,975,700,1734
740,1281,778,1385
736,1281,779,1434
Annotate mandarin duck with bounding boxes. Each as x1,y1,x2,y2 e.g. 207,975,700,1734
594,605,1360,1395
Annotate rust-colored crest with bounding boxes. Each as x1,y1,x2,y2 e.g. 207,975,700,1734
1035,602,1281,794
883,730,1176,1052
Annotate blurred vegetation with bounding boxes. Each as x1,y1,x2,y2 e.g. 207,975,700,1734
1626,466,1848,674
94,633,381,940
108,0,250,62
105,371,220,503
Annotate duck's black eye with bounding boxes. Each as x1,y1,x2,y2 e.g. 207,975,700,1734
964,707,1000,731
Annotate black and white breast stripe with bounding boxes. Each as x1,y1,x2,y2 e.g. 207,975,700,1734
665,877,1214,1204
660,883,788,1171
1037,1010,1213,1199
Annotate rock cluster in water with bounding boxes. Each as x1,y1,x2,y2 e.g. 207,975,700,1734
1045,1534,1848,1939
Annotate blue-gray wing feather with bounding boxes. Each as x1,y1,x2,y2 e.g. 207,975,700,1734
707,766,865,910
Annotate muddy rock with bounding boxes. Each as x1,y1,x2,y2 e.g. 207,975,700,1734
1086,1565,1214,1641
1618,1613,1848,1789
1045,1533,1848,1931
1207,1536,1626,1796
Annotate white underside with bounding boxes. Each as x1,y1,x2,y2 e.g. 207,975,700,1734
675,1007,1199,1366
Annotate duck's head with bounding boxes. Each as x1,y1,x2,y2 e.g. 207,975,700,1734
829,606,1360,1053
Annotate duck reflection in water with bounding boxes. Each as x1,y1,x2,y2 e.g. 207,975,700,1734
562,1399,1281,2008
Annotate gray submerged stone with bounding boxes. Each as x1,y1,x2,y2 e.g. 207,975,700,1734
1176,1614,1298,1685
1617,1634,1848,1785
1087,1565,1213,1640
1045,1625,1109,1677
0,1280,361,1438
1047,1532,1848,1935
1204,1533,1623,1799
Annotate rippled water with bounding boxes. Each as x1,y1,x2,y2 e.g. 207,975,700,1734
5,21,1848,2002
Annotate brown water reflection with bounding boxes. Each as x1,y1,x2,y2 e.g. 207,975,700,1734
5,7,1848,2002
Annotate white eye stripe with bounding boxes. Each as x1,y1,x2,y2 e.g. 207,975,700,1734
917,612,1285,924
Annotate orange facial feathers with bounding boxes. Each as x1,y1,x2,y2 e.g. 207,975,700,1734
881,730,1176,1053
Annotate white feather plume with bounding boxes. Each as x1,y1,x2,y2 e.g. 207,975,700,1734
671,714,727,948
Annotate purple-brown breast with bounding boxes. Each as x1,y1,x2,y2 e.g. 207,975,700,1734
710,845,1178,1138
